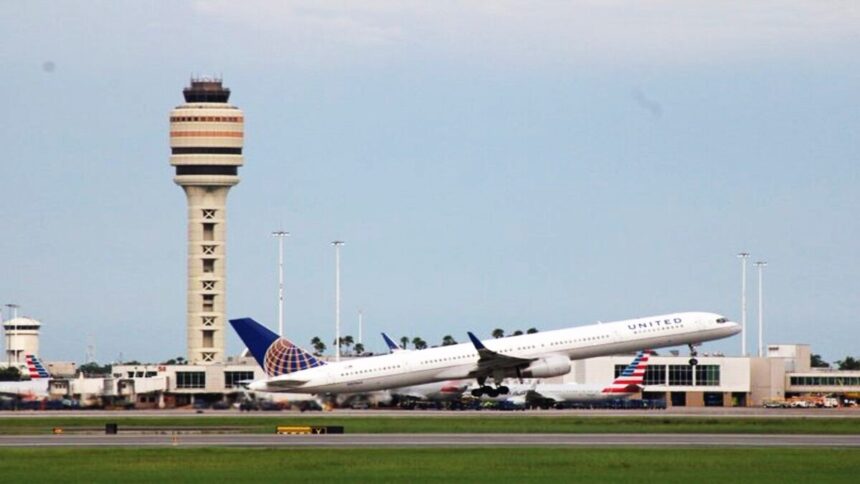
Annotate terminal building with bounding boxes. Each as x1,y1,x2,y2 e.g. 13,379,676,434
565,344,860,407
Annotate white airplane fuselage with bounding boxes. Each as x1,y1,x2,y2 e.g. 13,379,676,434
249,312,739,394
0,380,50,399
486,383,636,404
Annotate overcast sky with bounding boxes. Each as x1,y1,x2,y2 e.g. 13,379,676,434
1,1,858,364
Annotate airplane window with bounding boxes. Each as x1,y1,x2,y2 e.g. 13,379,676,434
716,318,727,324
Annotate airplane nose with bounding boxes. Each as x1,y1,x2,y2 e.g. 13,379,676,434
727,322,742,335
248,380,267,392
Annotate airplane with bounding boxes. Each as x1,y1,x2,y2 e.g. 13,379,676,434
0,354,52,399
479,350,651,406
230,311,740,396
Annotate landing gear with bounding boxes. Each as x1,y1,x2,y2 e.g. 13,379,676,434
688,343,699,366
471,385,510,397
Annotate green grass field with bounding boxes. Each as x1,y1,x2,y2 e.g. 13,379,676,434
2,415,860,435
0,447,857,482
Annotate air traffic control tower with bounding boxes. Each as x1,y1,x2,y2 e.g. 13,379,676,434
170,78,243,364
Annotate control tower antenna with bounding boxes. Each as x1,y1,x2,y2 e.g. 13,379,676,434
170,78,244,364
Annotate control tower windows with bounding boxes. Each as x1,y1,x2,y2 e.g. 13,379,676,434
201,353,215,362
202,209,216,220
203,223,215,241
202,294,215,312
202,245,215,255
202,259,215,273
202,330,215,348
202,316,215,327
202,280,216,291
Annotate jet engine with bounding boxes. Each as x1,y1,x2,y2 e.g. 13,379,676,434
521,354,571,378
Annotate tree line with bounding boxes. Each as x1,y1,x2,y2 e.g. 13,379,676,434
309,327,539,356
812,354,860,371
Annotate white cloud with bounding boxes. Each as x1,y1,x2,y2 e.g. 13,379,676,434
191,0,860,67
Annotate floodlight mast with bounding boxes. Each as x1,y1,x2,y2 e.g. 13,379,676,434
272,231,290,337
332,241,345,362
737,252,749,356
755,261,767,357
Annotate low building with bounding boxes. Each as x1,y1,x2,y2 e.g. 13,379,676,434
561,344,860,407
112,356,265,408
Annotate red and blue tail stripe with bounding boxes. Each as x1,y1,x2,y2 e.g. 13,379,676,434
25,354,50,379
601,350,649,394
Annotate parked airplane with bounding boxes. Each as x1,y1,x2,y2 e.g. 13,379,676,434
392,380,471,402
482,350,650,405
230,311,739,396
0,355,51,399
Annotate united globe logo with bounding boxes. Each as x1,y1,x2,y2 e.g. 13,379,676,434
263,338,324,376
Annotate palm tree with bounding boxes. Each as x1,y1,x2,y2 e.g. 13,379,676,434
354,343,365,356
492,328,505,339
412,337,427,350
311,337,326,356
527,327,538,334
810,354,829,368
343,335,355,354
400,336,410,350
837,356,860,370
441,335,457,346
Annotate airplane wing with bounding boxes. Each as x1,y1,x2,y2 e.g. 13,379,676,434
260,378,310,389
466,332,533,373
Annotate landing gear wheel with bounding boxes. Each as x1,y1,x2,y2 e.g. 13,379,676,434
498,386,510,395
689,357,698,366
471,388,484,397
486,387,500,398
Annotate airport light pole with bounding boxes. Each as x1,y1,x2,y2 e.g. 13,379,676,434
272,231,290,337
358,310,363,346
737,252,749,356
332,241,345,362
755,261,767,357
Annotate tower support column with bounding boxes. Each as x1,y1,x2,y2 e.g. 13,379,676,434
169,77,244,364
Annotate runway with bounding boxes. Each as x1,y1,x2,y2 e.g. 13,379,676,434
3,407,860,418
2,433,859,448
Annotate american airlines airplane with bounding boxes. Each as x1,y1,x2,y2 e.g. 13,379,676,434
230,311,739,396
485,350,650,406
0,354,52,399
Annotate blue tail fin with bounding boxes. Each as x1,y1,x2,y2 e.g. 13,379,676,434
381,332,402,353
229,317,325,377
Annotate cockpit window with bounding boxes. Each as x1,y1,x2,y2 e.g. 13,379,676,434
716,318,727,324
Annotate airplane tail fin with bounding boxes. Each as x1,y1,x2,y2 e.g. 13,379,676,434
229,318,325,378
25,354,50,379
602,350,650,394
381,332,402,353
